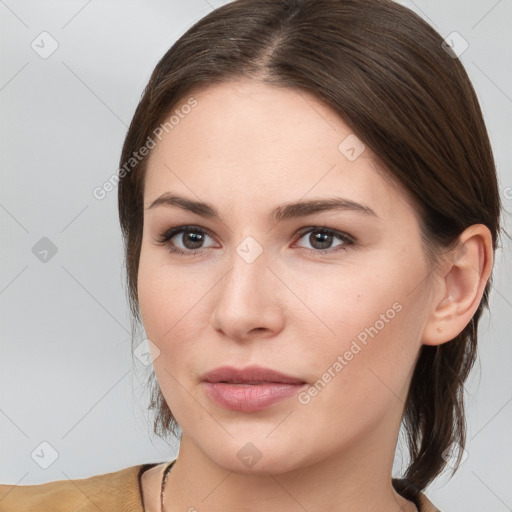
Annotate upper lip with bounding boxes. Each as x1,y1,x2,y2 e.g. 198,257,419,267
202,365,306,384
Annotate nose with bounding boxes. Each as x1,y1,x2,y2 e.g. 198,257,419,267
210,241,285,342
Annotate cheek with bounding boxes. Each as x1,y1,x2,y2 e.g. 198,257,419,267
138,243,192,334
292,296,421,447
137,245,214,368
137,254,171,342
293,256,424,402
137,258,205,414
287,261,408,348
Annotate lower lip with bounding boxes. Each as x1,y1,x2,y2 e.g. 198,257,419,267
203,382,306,412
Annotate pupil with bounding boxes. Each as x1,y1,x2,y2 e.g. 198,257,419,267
312,231,332,249
184,232,203,249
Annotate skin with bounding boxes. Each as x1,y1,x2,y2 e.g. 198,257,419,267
137,80,493,512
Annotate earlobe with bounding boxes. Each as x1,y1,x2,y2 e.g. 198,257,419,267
422,224,493,347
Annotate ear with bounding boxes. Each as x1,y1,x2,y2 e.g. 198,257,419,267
422,224,494,346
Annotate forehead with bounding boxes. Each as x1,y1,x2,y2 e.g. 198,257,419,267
144,80,417,222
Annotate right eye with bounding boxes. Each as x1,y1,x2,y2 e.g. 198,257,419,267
155,225,218,256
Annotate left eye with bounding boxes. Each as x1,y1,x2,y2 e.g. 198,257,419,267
293,227,354,253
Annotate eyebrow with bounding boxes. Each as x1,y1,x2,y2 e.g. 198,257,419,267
146,193,379,222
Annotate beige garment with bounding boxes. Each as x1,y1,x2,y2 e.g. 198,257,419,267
0,461,441,511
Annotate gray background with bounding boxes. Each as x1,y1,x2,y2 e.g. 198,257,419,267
1,1,511,510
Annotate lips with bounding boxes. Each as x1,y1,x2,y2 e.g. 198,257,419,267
201,365,307,412
202,365,306,385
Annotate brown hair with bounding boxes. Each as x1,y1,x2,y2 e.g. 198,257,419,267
118,0,503,498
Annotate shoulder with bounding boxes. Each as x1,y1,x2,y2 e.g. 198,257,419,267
0,463,157,512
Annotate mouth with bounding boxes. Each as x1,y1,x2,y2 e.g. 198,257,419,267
201,365,307,412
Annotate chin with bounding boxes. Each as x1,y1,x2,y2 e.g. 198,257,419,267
202,440,311,476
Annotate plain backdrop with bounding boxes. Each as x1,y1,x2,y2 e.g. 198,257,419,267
1,1,511,510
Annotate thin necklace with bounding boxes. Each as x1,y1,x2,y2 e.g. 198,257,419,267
160,459,176,512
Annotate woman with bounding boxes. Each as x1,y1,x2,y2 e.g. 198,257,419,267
0,0,502,510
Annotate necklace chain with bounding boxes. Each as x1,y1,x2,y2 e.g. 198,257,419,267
160,460,175,512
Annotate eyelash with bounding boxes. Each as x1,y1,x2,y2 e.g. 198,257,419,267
154,225,356,258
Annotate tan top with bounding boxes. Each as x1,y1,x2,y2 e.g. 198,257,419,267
0,461,441,511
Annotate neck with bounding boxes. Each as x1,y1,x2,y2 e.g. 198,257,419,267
164,428,416,512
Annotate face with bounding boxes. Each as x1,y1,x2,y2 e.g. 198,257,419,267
138,80,435,474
